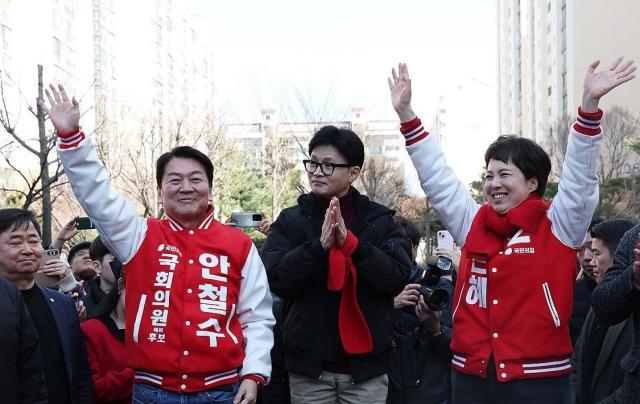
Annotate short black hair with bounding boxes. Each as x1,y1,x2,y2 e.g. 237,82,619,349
156,146,214,188
394,216,422,247
484,135,551,197
308,126,365,168
68,241,92,264
89,236,112,262
0,208,41,237
590,219,635,255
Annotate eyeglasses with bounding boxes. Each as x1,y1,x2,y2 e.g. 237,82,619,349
303,159,352,176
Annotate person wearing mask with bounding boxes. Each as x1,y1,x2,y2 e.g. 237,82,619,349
572,219,635,403
388,58,635,403
261,126,412,404
0,208,93,403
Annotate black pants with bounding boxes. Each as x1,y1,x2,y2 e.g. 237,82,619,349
452,360,570,404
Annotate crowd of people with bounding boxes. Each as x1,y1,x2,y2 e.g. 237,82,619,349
1,57,639,404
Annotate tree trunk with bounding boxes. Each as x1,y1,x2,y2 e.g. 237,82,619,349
36,65,52,245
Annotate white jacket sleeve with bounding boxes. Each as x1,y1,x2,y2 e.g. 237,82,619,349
57,137,146,263
548,112,603,248
407,134,480,246
237,243,275,380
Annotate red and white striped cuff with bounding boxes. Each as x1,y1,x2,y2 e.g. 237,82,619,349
573,107,603,136
242,374,267,388
400,117,429,146
57,128,85,149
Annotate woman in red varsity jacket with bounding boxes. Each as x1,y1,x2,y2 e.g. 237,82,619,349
80,263,133,404
387,59,636,404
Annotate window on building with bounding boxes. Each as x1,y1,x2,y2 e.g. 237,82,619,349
53,37,61,62
548,86,552,96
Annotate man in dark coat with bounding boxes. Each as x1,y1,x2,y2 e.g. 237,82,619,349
0,208,93,404
262,125,412,404
0,276,47,403
591,223,640,403
572,219,634,403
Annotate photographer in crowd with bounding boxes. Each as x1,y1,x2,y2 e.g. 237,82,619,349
388,217,455,404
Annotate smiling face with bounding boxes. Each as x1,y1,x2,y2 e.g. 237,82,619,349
483,159,538,215
307,145,360,199
0,221,44,286
158,157,212,227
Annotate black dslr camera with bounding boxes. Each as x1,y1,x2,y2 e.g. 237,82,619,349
403,255,452,313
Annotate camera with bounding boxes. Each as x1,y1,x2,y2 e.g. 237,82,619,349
402,255,452,313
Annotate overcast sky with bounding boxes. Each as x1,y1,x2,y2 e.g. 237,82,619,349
190,0,497,124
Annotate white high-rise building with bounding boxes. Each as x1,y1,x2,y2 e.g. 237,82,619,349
497,0,640,162
0,0,215,166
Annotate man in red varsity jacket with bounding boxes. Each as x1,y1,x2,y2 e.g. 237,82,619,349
41,85,275,404
387,59,636,404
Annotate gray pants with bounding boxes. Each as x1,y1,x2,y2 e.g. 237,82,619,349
289,371,388,404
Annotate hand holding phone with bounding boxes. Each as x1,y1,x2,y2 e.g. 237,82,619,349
230,212,264,228
75,217,95,230
437,230,454,251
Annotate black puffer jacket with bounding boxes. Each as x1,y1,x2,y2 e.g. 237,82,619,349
262,188,412,383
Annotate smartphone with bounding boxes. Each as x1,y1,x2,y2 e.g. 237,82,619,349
75,217,95,230
230,212,263,228
38,248,60,273
437,230,454,251
42,248,61,264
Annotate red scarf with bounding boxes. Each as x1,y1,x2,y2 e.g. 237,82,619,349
327,230,373,354
465,195,549,259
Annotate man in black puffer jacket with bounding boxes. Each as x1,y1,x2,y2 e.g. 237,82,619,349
262,125,412,404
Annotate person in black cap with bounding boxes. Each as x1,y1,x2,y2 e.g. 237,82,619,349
68,241,96,281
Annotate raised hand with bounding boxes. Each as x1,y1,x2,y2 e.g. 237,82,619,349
38,84,80,134
51,217,80,250
388,63,416,122
582,58,636,112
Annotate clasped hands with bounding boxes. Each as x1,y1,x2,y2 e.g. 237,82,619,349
320,197,347,251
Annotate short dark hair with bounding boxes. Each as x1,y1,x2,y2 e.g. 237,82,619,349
590,219,635,255
484,135,551,197
394,215,422,247
68,241,92,264
89,236,112,262
156,146,214,188
308,126,365,168
0,208,41,237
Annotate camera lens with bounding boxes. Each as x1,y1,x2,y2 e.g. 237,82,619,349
423,287,449,311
